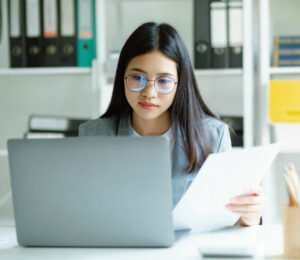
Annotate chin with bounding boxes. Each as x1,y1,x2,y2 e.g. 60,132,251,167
135,110,162,121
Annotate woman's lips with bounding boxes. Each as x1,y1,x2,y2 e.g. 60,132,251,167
139,102,158,110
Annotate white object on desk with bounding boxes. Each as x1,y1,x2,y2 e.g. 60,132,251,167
197,225,283,257
173,143,280,233
0,150,8,157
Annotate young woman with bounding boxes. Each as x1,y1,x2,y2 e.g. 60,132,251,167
79,22,265,226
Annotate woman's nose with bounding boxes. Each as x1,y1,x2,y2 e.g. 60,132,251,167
141,80,157,97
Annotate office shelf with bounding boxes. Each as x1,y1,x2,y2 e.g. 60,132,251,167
0,68,92,76
194,69,243,77
270,67,300,76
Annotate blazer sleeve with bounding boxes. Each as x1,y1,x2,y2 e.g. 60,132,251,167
216,125,232,152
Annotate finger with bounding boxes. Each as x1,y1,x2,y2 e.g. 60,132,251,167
244,186,263,195
240,215,262,226
226,204,264,213
230,195,265,205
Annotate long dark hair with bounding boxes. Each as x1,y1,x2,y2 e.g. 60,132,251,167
102,22,218,173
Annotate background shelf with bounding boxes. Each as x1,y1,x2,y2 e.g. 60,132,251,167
0,68,92,76
194,69,243,77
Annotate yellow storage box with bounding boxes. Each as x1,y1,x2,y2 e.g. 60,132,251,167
269,80,300,122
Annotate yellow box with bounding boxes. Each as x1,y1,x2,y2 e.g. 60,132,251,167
269,80,300,123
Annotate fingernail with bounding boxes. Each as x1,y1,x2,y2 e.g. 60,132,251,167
230,198,236,203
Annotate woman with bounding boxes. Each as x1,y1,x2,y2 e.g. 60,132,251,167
79,22,264,226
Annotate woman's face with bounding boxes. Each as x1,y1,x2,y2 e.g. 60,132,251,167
124,50,178,122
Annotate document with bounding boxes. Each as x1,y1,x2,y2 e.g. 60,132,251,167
173,143,280,233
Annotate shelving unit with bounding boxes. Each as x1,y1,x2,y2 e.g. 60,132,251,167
194,69,243,77
0,68,92,76
256,0,300,225
257,0,300,146
270,67,300,76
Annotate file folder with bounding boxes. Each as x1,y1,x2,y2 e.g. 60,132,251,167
228,1,243,68
25,0,42,67
194,0,211,69
210,1,229,68
273,36,300,67
77,0,96,67
8,0,27,67
59,0,76,66
41,0,59,66
269,80,300,123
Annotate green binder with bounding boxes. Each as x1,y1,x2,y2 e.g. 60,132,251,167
76,0,96,67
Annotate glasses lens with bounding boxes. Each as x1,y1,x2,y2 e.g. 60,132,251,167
155,77,175,94
127,75,147,92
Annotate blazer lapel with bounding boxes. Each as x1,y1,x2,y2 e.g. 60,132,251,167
117,114,132,136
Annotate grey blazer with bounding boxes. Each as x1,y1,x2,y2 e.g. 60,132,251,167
79,114,232,207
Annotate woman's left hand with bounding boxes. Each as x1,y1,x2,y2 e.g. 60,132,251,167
226,186,265,226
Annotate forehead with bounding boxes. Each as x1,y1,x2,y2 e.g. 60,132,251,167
126,50,177,76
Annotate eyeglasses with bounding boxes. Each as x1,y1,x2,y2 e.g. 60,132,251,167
124,74,177,94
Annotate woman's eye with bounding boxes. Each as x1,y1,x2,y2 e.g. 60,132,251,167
158,78,171,84
132,75,144,81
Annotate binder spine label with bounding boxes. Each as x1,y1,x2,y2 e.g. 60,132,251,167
78,0,92,39
10,0,21,37
26,0,41,37
210,2,227,49
61,0,75,36
43,0,58,37
229,3,243,47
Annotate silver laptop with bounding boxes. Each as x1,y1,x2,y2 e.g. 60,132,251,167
7,137,174,247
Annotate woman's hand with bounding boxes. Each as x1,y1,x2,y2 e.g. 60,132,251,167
226,186,265,226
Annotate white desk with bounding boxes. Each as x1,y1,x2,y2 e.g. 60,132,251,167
0,224,286,260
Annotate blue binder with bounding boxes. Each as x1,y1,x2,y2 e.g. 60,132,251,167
273,36,300,66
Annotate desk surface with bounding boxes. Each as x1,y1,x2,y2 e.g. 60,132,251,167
0,224,286,260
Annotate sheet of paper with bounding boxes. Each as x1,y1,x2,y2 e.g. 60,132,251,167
173,143,280,233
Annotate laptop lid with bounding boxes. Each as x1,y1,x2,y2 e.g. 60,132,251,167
7,137,174,247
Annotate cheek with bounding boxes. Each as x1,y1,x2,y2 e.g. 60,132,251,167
124,86,138,107
162,88,177,108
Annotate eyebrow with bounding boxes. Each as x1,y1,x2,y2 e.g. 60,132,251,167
129,67,176,77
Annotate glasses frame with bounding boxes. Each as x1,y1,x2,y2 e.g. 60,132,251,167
124,74,178,94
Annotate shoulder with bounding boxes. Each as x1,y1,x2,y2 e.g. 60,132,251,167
78,116,117,136
200,116,232,152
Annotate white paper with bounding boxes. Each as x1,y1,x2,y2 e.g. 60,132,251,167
173,143,280,233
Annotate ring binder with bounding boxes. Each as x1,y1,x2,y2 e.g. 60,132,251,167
228,0,243,68
25,0,42,67
210,0,229,68
8,0,27,67
194,0,211,69
77,0,96,67
60,0,76,66
41,0,60,66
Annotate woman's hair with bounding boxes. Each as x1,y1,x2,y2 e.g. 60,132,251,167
102,22,218,173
